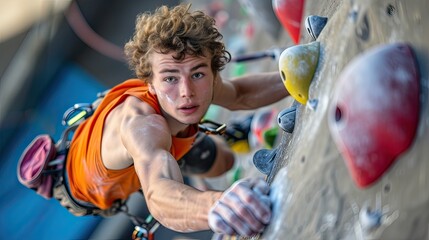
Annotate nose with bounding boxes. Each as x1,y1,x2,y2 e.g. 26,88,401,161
179,78,195,98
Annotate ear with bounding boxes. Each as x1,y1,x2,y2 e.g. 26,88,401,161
148,84,156,95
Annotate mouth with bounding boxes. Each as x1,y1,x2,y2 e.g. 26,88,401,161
178,104,199,114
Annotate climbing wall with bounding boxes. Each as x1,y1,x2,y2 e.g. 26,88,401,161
264,0,429,239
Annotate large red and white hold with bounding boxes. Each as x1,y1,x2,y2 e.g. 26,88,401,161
328,43,420,188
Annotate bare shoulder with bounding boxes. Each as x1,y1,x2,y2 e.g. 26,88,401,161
119,96,170,140
101,95,168,170
120,95,157,116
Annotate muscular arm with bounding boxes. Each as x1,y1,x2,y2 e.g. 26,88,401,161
117,96,271,236
120,99,222,232
213,71,289,111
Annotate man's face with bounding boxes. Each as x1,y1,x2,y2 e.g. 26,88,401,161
149,51,215,128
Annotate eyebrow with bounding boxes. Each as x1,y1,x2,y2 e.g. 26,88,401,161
159,63,209,74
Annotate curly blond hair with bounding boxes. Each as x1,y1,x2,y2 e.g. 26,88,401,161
124,4,230,82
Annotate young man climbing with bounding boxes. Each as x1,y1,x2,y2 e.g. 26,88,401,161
65,4,288,237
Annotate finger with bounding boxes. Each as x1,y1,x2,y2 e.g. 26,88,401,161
230,179,252,191
252,178,270,195
211,233,226,240
252,183,272,209
234,185,272,224
208,211,235,236
223,192,265,232
252,185,272,208
226,179,272,224
215,201,252,236
258,194,271,207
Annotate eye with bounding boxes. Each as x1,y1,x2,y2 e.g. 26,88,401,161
192,72,205,79
164,76,178,83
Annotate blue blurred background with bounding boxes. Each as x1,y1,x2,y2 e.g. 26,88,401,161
0,0,282,239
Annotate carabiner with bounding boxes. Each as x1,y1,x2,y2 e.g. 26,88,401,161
199,119,227,135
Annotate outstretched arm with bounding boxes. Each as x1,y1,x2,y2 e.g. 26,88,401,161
120,99,271,235
122,111,220,231
212,71,289,111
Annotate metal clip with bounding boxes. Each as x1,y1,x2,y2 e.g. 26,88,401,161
199,119,227,135
62,103,93,126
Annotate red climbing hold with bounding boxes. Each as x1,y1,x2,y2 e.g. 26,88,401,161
272,0,304,44
329,43,420,188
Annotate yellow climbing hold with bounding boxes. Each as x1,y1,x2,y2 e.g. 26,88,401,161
278,41,320,104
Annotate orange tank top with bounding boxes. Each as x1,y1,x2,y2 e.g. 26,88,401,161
66,79,198,209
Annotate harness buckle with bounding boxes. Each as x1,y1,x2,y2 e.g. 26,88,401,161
131,215,160,240
198,119,227,135
62,103,94,126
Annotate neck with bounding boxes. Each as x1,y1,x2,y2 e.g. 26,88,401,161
161,111,193,137
168,120,190,137
175,125,193,137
